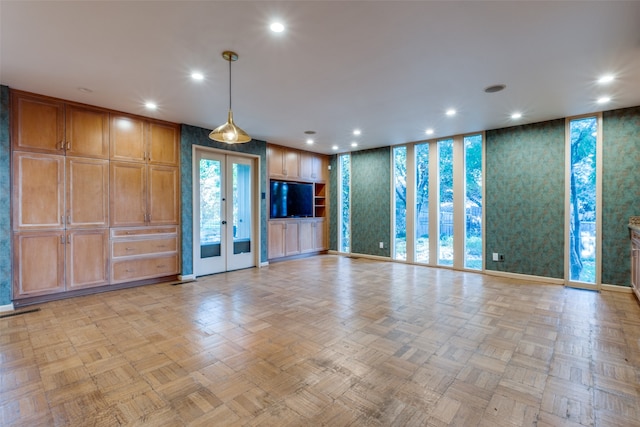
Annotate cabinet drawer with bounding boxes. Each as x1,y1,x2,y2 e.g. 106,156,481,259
112,237,176,257
112,255,178,282
111,226,177,238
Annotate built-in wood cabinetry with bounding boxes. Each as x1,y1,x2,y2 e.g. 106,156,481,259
267,143,329,260
11,90,180,303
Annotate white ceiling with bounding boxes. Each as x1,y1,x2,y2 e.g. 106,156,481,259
2,1,640,154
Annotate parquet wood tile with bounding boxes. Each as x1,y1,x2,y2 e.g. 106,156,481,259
2,255,640,425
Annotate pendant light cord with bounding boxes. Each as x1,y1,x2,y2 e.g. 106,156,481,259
228,56,232,111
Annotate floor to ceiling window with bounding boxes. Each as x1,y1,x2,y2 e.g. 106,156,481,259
415,143,430,263
567,115,601,287
338,154,351,253
393,146,407,260
437,138,454,266
464,134,483,270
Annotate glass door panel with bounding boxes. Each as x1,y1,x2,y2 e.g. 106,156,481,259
195,152,225,275
438,139,454,266
227,157,254,271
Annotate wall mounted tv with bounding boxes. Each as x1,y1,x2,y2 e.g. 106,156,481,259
270,180,314,218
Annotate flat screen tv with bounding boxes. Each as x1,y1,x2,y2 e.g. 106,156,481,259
270,180,314,218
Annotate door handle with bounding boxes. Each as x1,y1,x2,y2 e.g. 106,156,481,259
221,221,227,225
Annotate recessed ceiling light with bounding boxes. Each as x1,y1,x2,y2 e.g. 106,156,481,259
484,84,506,93
511,112,522,119
191,72,204,81
306,139,314,145
425,128,434,135
598,74,614,84
353,129,361,136
270,22,285,33
77,87,93,93
332,145,339,151
145,102,157,110
446,109,456,116
351,142,358,147
597,96,611,104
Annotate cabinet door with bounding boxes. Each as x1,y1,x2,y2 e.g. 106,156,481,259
268,145,286,177
300,152,315,181
268,221,285,259
110,114,146,162
299,221,315,253
65,105,109,158
13,231,66,298
11,92,65,154
314,219,326,250
148,165,179,225
284,221,300,256
67,157,109,228
110,161,146,227
13,152,65,230
66,229,109,290
315,155,328,182
284,149,300,179
149,121,179,166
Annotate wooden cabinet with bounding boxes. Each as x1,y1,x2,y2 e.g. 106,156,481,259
300,152,327,181
268,145,300,179
300,219,326,253
13,231,66,297
268,220,301,259
13,152,65,231
11,92,64,154
13,229,109,297
110,114,179,166
110,226,179,284
269,218,326,259
11,91,109,158
11,89,181,302
66,157,109,228
110,162,179,227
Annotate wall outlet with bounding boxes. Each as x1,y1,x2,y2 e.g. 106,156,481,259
379,242,384,249
492,252,505,262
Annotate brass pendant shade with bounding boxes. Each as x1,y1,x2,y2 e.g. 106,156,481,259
209,51,251,144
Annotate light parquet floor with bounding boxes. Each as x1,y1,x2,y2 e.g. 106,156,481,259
1,255,640,426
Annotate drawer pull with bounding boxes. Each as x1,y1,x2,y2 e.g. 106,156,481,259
157,264,166,268
157,245,166,248
126,231,134,235
125,269,135,273
125,247,134,251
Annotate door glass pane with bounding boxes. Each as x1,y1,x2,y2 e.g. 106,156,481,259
200,158,222,258
393,146,407,260
464,134,482,270
339,154,351,253
438,139,453,266
416,143,429,263
232,162,251,254
569,117,597,283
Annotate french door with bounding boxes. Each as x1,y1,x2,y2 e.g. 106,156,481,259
194,149,256,276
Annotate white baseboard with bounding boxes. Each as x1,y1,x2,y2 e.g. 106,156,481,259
260,261,269,267
0,303,15,313
475,269,565,285
602,283,632,293
178,274,196,282
347,252,392,262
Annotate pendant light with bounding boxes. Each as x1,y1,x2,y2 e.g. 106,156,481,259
209,50,251,144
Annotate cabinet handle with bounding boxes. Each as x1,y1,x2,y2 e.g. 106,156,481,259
157,264,166,268
125,247,134,251
67,215,70,225
61,215,64,225
125,269,135,273
126,231,134,235
157,244,166,248
59,141,65,150
66,142,71,150
60,235,64,244
67,234,70,244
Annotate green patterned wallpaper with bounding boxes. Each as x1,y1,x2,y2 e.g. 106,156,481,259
602,106,640,286
485,119,565,278
0,86,11,305
351,147,391,256
180,124,268,276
